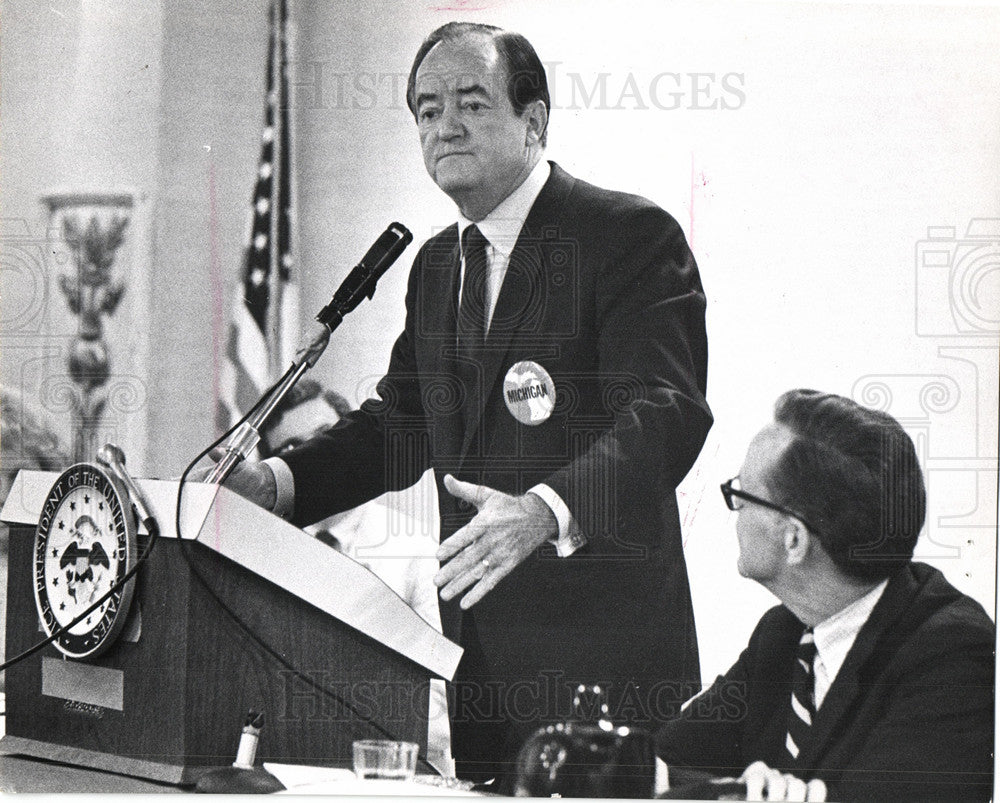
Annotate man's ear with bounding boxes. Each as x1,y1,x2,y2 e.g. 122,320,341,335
783,518,811,566
524,99,548,146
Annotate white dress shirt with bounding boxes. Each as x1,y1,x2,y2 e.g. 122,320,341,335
812,578,888,709
456,158,551,331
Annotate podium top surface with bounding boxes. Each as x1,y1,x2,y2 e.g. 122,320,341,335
3,469,462,680
1,469,215,538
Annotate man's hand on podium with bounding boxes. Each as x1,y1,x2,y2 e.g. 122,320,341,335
191,451,278,512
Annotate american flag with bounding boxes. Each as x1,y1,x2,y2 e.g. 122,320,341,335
217,0,297,434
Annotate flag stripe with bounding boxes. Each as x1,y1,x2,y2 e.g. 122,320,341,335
231,305,269,390
225,323,267,413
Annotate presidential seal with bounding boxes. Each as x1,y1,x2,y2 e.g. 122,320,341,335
33,462,138,659
503,360,556,425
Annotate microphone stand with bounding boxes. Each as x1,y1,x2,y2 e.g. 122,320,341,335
205,323,330,485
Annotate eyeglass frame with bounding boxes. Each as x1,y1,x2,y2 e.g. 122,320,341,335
720,476,822,536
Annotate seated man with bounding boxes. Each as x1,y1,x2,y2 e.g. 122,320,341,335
656,389,994,802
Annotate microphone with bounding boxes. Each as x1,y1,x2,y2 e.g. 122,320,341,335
316,222,413,329
297,222,412,367
97,443,156,529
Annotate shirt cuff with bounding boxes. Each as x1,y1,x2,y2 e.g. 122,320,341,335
528,483,586,557
263,456,295,520
655,758,670,796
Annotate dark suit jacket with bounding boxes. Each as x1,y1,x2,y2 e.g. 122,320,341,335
283,162,712,732
655,562,996,801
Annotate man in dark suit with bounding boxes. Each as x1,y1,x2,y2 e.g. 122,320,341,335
217,21,711,781
656,389,994,802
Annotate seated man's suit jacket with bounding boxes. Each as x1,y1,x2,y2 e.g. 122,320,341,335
655,562,995,801
282,162,713,733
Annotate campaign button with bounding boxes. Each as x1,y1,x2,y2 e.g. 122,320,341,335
503,361,555,426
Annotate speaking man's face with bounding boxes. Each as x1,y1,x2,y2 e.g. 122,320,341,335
414,34,536,219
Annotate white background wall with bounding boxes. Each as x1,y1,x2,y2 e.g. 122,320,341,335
2,0,997,686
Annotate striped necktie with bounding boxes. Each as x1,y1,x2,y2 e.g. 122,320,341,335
784,627,817,763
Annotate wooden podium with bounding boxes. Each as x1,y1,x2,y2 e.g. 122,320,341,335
1,470,462,784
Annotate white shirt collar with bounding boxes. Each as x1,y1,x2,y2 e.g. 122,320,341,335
457,159,551,255
813,578,889,683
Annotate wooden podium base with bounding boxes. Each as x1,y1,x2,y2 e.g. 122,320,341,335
3,523,434,784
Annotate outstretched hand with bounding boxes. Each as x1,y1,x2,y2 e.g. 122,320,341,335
434,474,557,610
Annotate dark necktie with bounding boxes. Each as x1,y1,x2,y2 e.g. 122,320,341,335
451,224,489,445
458,224,489,345
784,627,817,764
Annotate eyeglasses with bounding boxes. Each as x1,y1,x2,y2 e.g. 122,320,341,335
720,476,821,535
